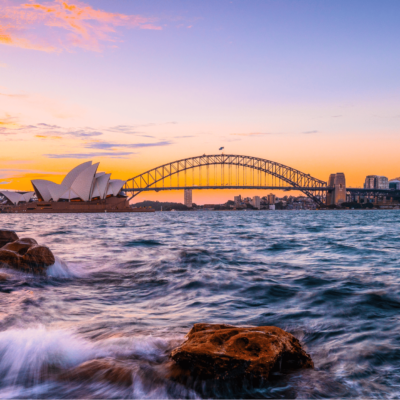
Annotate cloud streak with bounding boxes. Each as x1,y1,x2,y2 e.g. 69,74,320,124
0,114,21,133
0,168,62,180
45,151,136,159
0,118,104,138
231,132,275,137
35,134,62,139
0,0,162,52
107,122,177,134
85,140,173,149
0,92,26,98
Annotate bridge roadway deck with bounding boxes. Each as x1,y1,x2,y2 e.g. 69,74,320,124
124,186,331,192
124,186,400,194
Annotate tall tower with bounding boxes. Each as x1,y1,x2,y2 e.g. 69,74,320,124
184,189,192,208
327,173,346,205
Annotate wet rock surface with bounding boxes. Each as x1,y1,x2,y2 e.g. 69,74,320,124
0,230,55,273
171,323,313,384
2,238,38,255
60,358,134,386
0,229,19,248
0,272,10,281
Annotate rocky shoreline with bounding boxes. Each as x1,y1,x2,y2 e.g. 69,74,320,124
170,323,313,383
0,229,313,396
58,323,313,395
0,229,55,274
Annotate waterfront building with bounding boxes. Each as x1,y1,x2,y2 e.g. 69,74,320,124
364,175,376,189
0,161,157,214
234,195,242,205
267,193,276,205
251,196,261,209
184,189,193,208
0,191,34,205
30,161,125,202
389,180,400,190
376,176,389,189
364,175,389,189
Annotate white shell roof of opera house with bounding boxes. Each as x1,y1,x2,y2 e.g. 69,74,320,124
31,161,126,202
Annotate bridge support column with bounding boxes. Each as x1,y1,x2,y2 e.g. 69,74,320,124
184,189,193,208
326,173,346,206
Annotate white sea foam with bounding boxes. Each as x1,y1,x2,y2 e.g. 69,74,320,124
46,256,74,278
0,326,97,386
96,335,182,362
0,325,187,395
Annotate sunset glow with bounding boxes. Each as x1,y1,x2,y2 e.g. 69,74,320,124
1,0,399,204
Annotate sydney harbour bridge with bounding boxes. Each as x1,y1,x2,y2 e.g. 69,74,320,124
123,154,399,207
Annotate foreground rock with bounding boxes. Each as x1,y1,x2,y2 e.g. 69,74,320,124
0,272,11,281
0,230,55,274
60,358,134,386
0,230,19,248
170,323,313,384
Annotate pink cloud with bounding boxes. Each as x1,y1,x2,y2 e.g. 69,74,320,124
0,0,162,52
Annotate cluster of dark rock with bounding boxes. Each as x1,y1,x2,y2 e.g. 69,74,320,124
58,324,313,393
170,323,313,383
0,229,55,274
0,229,314,392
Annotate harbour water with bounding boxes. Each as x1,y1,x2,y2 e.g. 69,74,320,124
1,211,400,398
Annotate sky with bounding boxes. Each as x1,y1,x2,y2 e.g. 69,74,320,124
0,0,399,204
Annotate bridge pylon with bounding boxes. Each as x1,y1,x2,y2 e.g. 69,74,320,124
326,173,346,205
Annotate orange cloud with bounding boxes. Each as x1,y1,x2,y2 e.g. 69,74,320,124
35,134,62,139
0,115,20,130
0,24,56,52
0,0,162,52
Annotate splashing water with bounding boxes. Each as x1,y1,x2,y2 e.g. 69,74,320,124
1,211,400,398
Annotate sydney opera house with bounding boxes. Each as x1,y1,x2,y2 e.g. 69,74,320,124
0,161,152,213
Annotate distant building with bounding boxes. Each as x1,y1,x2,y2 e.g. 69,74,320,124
251,196,261,209
364,175,389,190
0,191,34,206
364,175,376,189
234,195,242,205
267,193,276,205
3,161,126,204
389,180,400,190
376,176,389,189
184,189,192,207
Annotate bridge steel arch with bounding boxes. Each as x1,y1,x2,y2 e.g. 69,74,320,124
124,154,328,205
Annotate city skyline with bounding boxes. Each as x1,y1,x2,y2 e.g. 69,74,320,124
1,0,400,203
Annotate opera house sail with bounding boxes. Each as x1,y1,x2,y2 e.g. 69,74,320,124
0,161,153,213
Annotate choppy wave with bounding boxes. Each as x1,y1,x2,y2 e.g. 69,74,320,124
1,210,400,398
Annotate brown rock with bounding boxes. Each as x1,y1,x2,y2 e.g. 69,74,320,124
0,237,54,274
2,238,38,255
22,245,55,272
17,238,38,246
170,324,313,383
0,249,23,269
0,272,11,281
60,358,133,386
0,230,19,248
